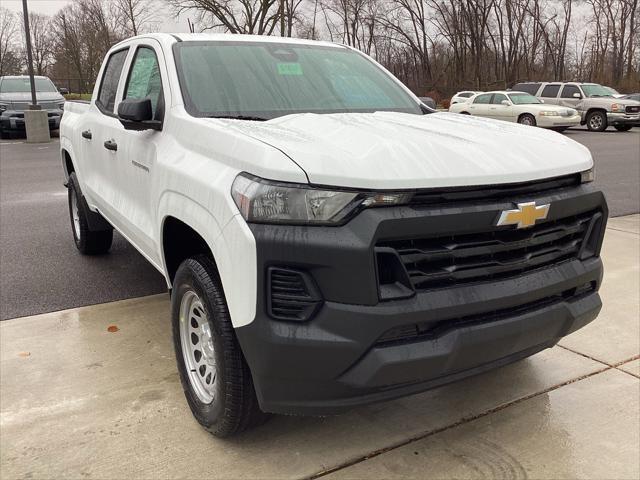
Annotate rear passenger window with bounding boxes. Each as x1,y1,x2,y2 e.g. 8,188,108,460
97,49,129,114
561,85,581,98
512,83,541,95
474,93,493,104
541,84,561,98
459,92,472,98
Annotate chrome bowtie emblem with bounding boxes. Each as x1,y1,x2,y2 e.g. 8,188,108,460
497,202,550,229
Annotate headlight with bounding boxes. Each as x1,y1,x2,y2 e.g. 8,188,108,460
0,103,7,113
231,173,412,225
611,103,624,112
58,102,65,110
580,168,595,183
539,111,560,116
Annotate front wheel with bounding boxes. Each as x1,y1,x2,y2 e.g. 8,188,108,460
586,111,607,132
67,173,113,255
171,255,269,437
614,125,633,132
518,113,537,126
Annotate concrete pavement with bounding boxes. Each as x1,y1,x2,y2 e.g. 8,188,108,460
1,215,638,479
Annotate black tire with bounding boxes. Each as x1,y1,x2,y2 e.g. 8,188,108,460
614,125,633,132
518,113,537,126
171,255,269,437
586,110,607,132
460,111,471,115
551,127,568,132
67,172,113,254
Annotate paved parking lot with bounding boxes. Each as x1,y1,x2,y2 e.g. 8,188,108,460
1,215,638,479
1,127,638,320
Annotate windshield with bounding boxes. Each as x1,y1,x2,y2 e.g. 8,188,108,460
173,41,422,119
0,77,58,93
508,92,542,104
582,84,614,98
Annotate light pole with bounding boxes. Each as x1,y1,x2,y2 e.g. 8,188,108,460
21,0,50,142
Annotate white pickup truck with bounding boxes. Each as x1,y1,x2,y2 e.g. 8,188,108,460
61,33,608,437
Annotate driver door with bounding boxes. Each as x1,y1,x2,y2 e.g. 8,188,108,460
558,85,583,109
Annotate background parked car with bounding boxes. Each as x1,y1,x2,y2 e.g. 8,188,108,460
621,93,640,102
450,90,483,104
0,75,65,137
449,90,581,130
418,96,436,109
511,81,640,132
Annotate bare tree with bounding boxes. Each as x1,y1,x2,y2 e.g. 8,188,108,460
166,0,281,34
113,0,159,36
22,13,55,76
0,7,21,76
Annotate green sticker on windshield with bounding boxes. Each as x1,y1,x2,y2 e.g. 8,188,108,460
277,63,303,75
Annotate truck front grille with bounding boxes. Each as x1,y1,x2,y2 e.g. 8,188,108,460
377,210,601,292
625,105,639,114
408,174,579,206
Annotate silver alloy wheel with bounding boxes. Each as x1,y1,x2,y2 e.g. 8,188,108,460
519,115,534,126
71,189,81,239
179,290,217,404
589,114,603,130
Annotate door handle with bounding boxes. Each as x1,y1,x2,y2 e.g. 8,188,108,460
81,130,92,140
103,139,118,151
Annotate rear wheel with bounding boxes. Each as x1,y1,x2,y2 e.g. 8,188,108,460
614,125,633,132
67,173,113,255
171,255,269,437
460,111,470,115
518,113,537,126
551,127,568,132
586,111,607,132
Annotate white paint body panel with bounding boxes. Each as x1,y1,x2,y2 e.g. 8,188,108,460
60,33,593,328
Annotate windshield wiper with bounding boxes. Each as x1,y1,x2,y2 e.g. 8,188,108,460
207,115,268,121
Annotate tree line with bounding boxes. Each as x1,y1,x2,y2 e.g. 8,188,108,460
0,0,638,98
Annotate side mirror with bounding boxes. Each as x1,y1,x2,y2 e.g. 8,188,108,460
501,99,511,106
418,96,437,110
117,98,161,131
572,92,582,99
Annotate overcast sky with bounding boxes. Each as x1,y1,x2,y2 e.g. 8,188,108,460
3,0,191,32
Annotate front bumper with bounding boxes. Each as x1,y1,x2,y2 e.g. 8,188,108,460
607,112,640,126
235,183,608,415
0,109,63,131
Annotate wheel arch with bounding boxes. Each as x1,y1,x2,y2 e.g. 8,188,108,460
161,215,217,285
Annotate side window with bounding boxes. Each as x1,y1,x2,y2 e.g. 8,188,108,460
512,83,541,95
459,92,472,98
561,85,581,98
124,47,163,118
541,84,561,98
474,93,493,104
491,93,508,104
97,49,129,114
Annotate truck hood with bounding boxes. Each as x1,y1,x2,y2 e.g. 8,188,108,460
583,97,640,107
0,91,64,103
220,111,593,190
